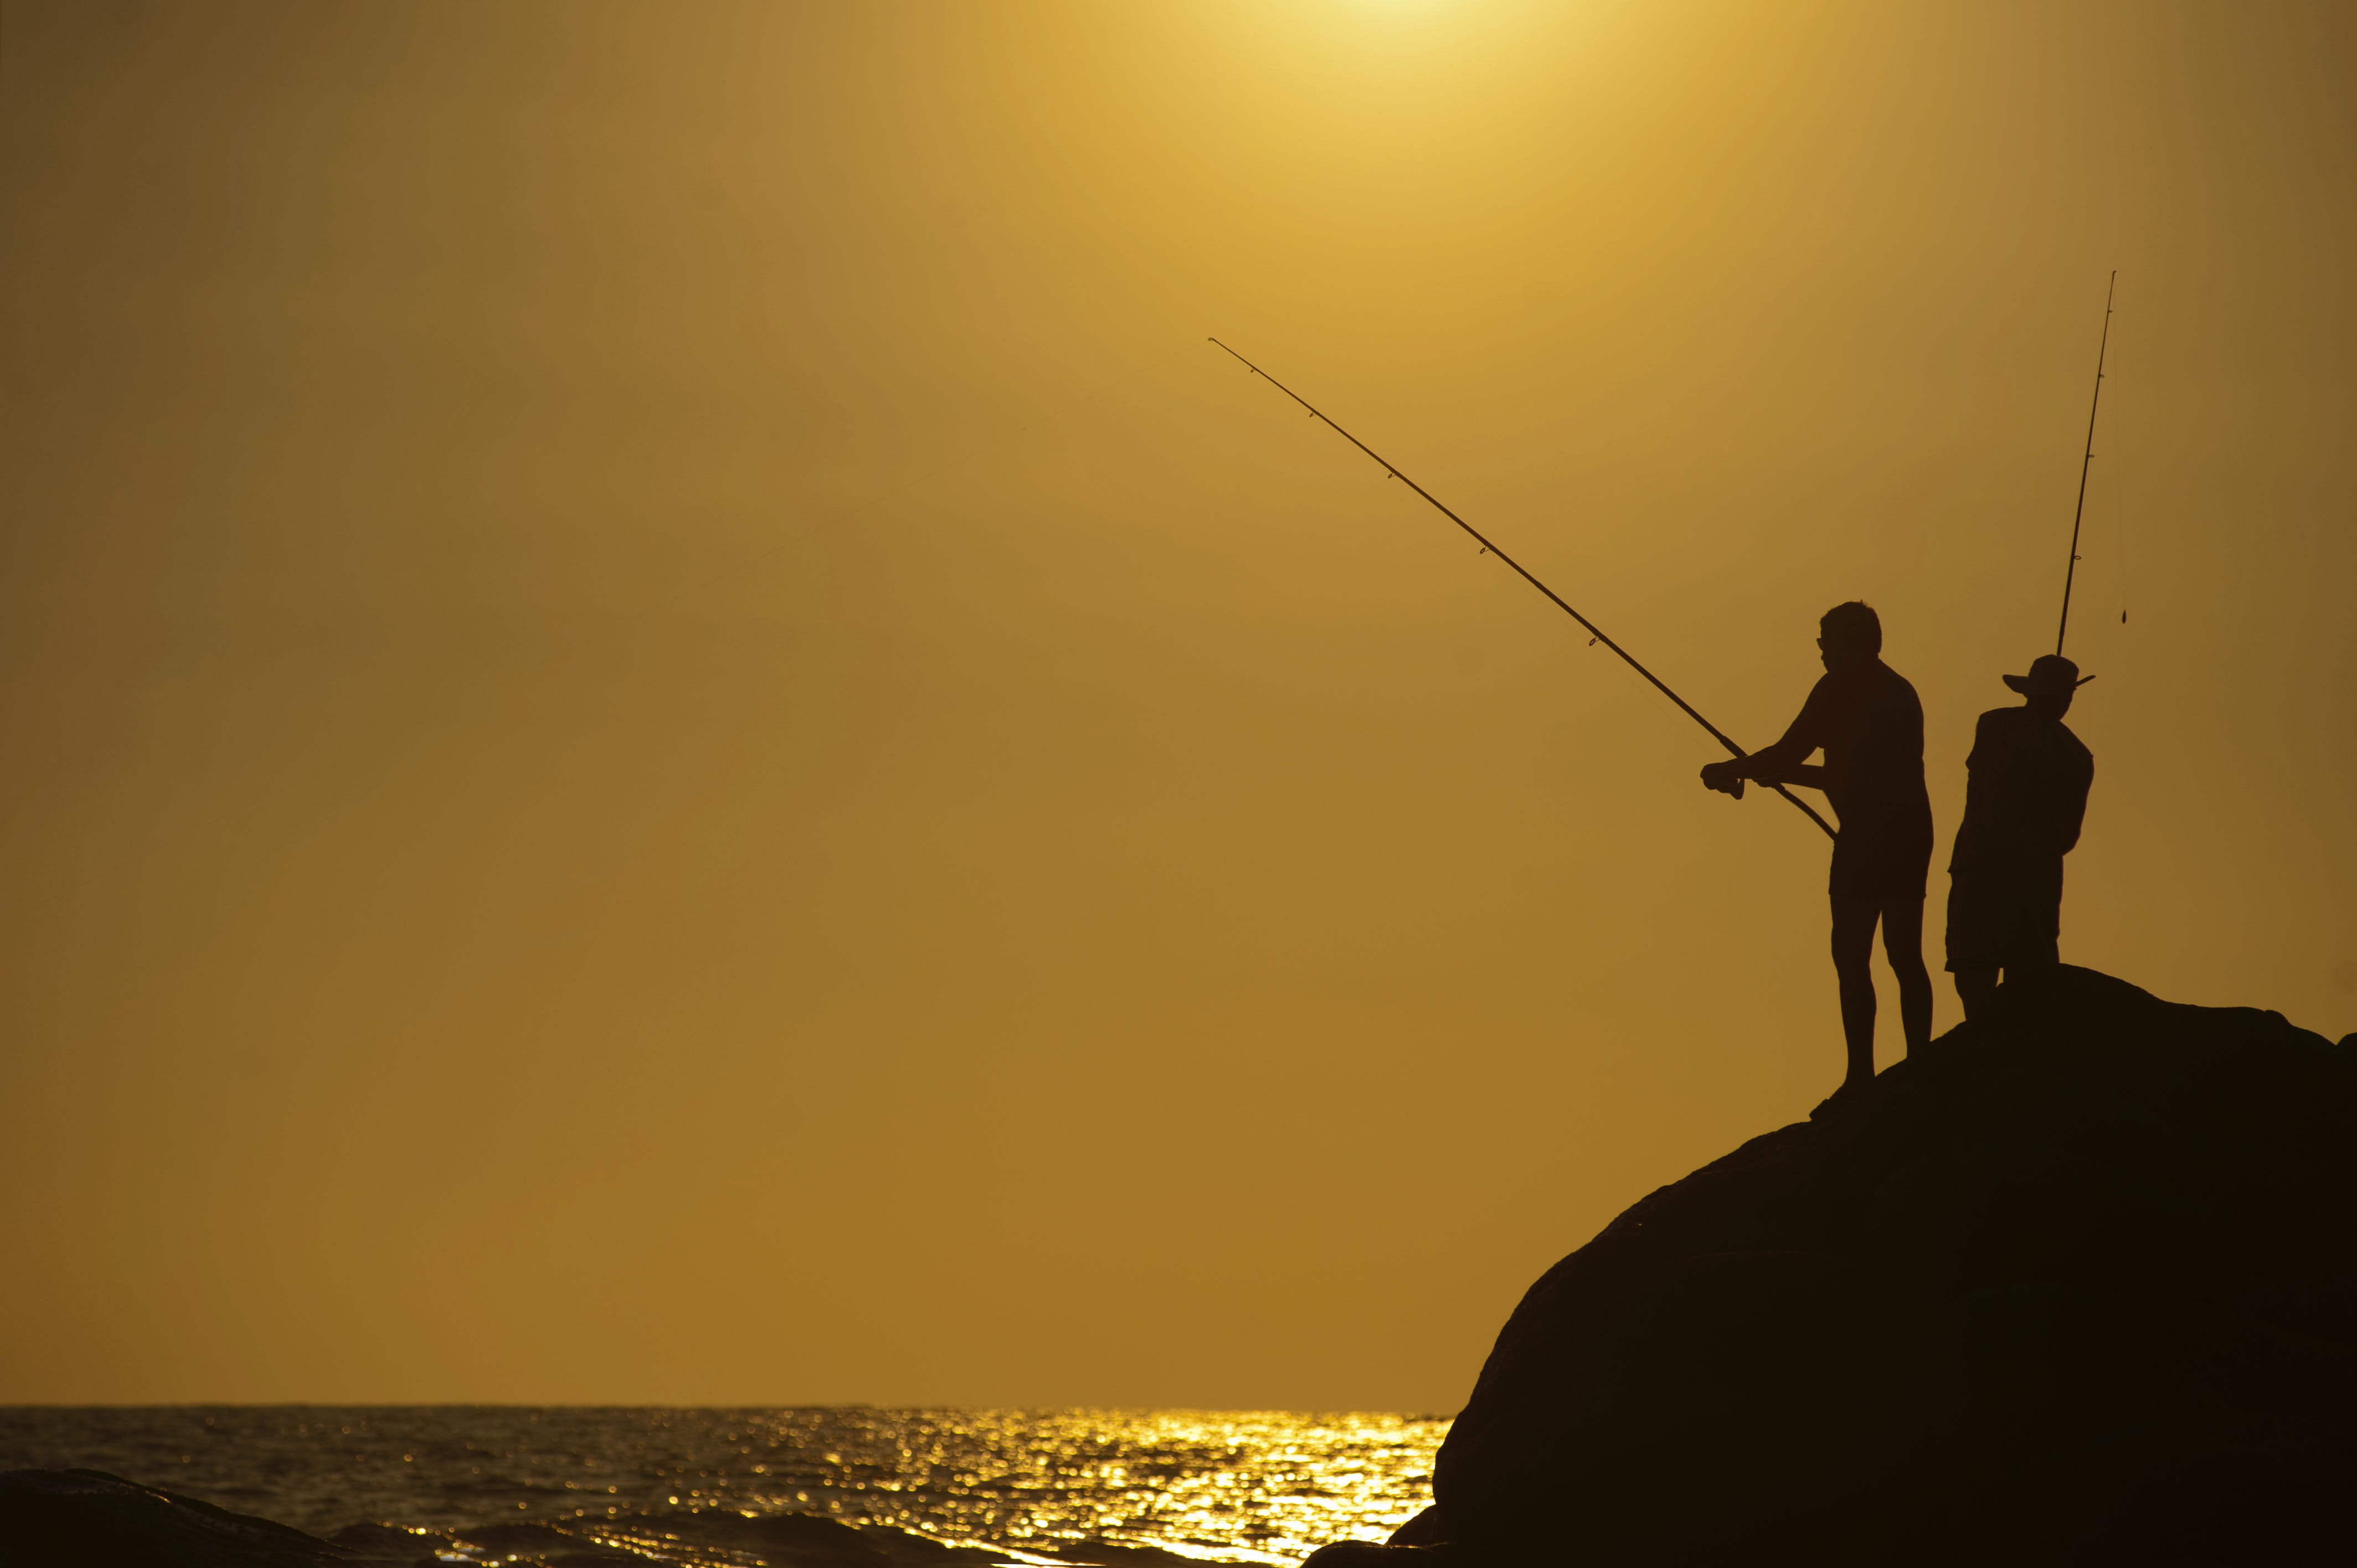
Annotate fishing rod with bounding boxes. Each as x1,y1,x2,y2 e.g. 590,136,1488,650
1210,338,1836,841
2055,271,2116,657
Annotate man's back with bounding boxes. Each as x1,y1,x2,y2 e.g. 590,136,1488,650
1787,658,1932,839
1951,708,2094,869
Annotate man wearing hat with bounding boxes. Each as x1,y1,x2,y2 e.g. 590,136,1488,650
1945,653,2096,1018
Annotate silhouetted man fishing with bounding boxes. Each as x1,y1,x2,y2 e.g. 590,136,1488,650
1945,654,2094,1019
1700,602,1934,1106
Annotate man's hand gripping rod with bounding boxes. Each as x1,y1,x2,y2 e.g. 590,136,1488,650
1210,338,1836,841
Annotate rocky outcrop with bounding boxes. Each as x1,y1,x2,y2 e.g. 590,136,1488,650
1356,968,2357,1565
0,1468,353,1567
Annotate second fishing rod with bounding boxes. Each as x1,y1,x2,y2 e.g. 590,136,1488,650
1210,338,1835,841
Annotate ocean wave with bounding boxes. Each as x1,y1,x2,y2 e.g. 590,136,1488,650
0,1409,1443,1568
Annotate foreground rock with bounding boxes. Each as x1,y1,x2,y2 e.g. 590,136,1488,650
1359,968,2357,1565
0,1468,352,1567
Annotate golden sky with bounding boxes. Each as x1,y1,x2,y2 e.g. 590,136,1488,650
3,0,2351,1409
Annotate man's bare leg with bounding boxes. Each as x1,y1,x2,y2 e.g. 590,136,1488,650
1829,892,1880,1090
1880,893,1933,1055
1954,967,1998,1021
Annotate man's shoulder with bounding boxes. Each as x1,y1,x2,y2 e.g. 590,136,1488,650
1816,661,1918,709
1975,707,2092,760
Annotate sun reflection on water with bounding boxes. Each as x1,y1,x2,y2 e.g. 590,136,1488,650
709,1409,1444,1565
0,1406,1447,1566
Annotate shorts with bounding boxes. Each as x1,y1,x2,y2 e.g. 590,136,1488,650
1828,822,1933,902
1944,859,2064,972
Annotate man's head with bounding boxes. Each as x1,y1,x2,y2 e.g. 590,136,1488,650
1816,601,1881,672
2003,653,2093,720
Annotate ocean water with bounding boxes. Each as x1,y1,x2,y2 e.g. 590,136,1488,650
0,1408,1443,1566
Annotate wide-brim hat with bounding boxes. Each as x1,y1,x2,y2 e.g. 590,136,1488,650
2003,653,2096,697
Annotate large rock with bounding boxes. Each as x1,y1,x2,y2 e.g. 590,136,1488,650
1392,969,2357,1565
0,1468,353,1567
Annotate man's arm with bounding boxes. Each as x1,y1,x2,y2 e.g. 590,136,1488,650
1701,683,1826,795
1715,755,1828,789
2055,749,2093,855
1766,760,1829,788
